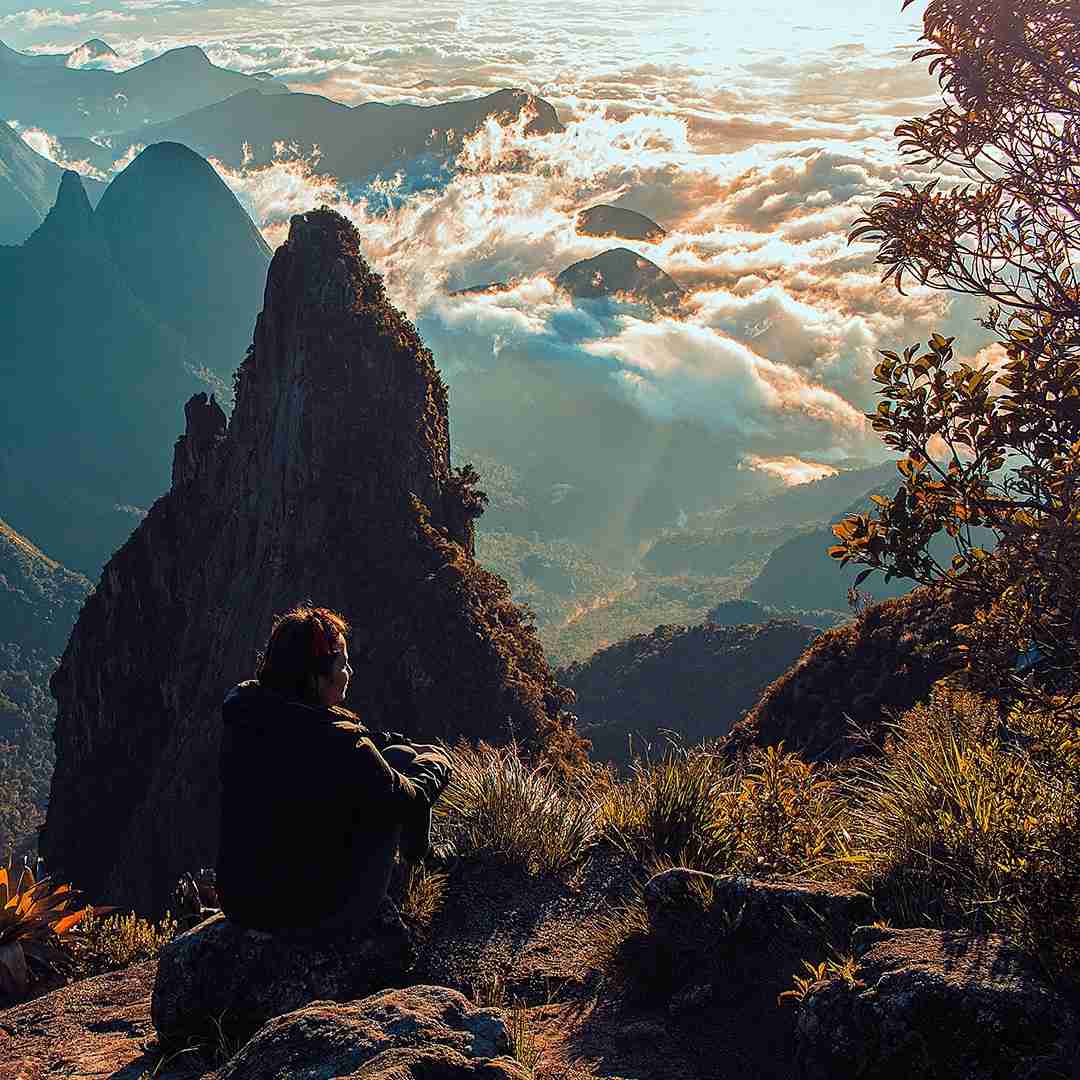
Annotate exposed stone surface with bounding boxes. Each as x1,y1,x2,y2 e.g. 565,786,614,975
42,208,570,916
337,1046,531,1078
795,926,1080,1079
152,909,413,1047
644,868,874,947
729,586,977,761
0,960,204,1080
213,985,520,1080
414,846,637,1002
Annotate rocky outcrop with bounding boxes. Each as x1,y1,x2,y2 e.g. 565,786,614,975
152,908,412,1047
215,986,525,1080
795,926,1080,1079
42,208,571,916
728,586,976,762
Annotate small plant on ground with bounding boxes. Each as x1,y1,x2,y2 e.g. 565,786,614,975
67,909,179,975
397,863,448,928
0,859,101,998
778,954,860,1006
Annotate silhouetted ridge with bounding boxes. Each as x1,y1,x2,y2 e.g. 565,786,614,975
43,208,570,915
577,204,666,242
95,142,271,367
25,170,102,256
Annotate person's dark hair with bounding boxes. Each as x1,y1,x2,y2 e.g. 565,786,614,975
256,605,350,705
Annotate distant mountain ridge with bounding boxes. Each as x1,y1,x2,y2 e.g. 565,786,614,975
0,119,104,244
576,204,665,242
0,38,117,69
0,149,271,573
55,87,562,185
0,40,288,137
560,620,818,764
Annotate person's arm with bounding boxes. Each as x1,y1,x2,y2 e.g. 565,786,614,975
351,736,449,813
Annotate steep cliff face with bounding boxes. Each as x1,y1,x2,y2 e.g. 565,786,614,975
42,209,569,915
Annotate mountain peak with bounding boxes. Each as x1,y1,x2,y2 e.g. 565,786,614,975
158,45,210,65
43,205,569,914
556,247,684,311
25,170,103,256
577,204,666,242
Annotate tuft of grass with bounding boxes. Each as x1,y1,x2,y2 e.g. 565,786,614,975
507,1004,542,1074
598,743,735,873
399,864,448,928
778,954,860,1006
434,742,600,875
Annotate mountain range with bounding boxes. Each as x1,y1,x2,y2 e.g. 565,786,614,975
55,87,562,187
0,41,286,137
0,146,271,573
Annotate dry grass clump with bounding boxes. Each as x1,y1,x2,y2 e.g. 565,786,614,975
398,864,449,928
433,742,600,874
67,909,179,974
599,741,844,877
836,685,1080,975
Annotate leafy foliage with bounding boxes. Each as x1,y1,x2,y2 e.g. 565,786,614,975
833,0,1080,694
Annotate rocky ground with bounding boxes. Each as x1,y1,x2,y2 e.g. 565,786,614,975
5,848,1075,1080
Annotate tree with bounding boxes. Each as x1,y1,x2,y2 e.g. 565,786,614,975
830,0,1080,693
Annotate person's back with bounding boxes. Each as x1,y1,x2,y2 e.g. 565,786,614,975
216,606,450,935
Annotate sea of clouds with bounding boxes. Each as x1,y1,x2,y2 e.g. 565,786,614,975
3,0,986,485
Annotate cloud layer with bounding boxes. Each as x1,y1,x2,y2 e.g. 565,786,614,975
3,0,990,474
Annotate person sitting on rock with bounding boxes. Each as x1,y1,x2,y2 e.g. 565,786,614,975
216,604,452,939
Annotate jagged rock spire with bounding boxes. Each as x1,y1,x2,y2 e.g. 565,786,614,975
26,170,103,257
42,209,569,915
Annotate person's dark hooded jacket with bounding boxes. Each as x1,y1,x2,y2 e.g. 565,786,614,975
216,680,448,932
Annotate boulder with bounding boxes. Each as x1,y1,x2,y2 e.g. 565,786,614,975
795,926,1080,1079
644,868,874,946
214,985,524,1079
151,908,413,1047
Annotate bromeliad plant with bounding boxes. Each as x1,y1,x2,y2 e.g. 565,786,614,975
0,860,106,998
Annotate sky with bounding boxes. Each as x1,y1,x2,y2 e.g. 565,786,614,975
2,0,985,484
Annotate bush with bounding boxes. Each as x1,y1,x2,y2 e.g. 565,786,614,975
836,686,1080,975
600,742,843,877
433,742,600,874
67,910,179,975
